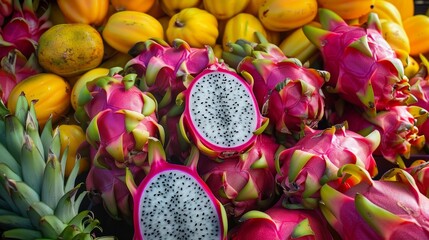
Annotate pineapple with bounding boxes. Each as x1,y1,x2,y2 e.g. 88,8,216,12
0,94,112,239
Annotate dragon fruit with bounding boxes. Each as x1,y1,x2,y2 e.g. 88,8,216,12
0,49,42,103
303,8,414,117
0,0,12,25
0,0,51,59
77,69,165,168
224,34,329,137
125,38,216,116
178,63,269,159
86,146,147,221
406,160,429,197
320,164,429,239
330,103,428,168
125,139,228,240
197,134,281,219
409,54,429,151
228,207,334,240
275,124,380,209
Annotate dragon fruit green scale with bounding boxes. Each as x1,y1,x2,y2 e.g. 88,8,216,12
303,8,414,116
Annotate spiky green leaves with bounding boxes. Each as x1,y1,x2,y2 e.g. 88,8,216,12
0,95,106,239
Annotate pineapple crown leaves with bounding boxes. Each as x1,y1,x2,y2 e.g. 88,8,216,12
0,94,107,239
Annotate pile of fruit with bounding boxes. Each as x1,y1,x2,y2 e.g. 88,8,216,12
1,0,429,239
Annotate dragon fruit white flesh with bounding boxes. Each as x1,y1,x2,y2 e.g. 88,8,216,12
179,64,268,159
126,139,227,240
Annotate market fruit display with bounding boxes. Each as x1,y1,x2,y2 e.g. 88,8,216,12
1,0,429,239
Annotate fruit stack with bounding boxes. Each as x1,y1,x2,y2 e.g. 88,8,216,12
1,0,429,239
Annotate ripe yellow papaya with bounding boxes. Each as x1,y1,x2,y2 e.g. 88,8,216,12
259,0,318,31
57,0,109,26
7,73,71,127
166,8,218,48
102,11,164,54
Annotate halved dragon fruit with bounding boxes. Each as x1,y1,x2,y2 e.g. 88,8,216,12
178,64,269,159
126,139,228,240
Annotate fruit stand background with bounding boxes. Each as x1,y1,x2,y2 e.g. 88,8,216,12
79,1,429,239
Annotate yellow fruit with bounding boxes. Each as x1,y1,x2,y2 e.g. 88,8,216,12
37,23,104,77
317,0,375,20
380,19,410,66
404,55,419,79
222,13,267,50
102,11,164,54
57,0,109,26
203,0,250,20
384,0,414,20
70,68,109,111
403,15,429,56
259,0,318,31
279,22,322,63
160,0,202,16
99,52,133,69
166,8,218,48
7,73,71,127
244,0,266,16
371,0,403,26
58,124,90,178
111,0,155,12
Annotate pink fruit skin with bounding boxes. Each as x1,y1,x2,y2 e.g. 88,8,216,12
125,38,216,116
321,167,429,240
304,9,412,115
228,207,334,240
197,134,280,218
86,146,147,221
276,125,379,209
330,104,426,166
0,0,51,59
238,56,327,135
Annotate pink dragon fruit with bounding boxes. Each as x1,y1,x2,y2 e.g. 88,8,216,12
77,69,165,168
330,103,428,168
197,134,281,219
0,0,51,59
86,146,147,221
275,124,380,209
0,0,12,26
303,8,414,117
124,38,216,116
125,139,228,240
320,164,429,239
228,207,334,240
178,63,269,159
409,54,429,151
0,49,42,103
406,160,429,197
223,34,329,137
